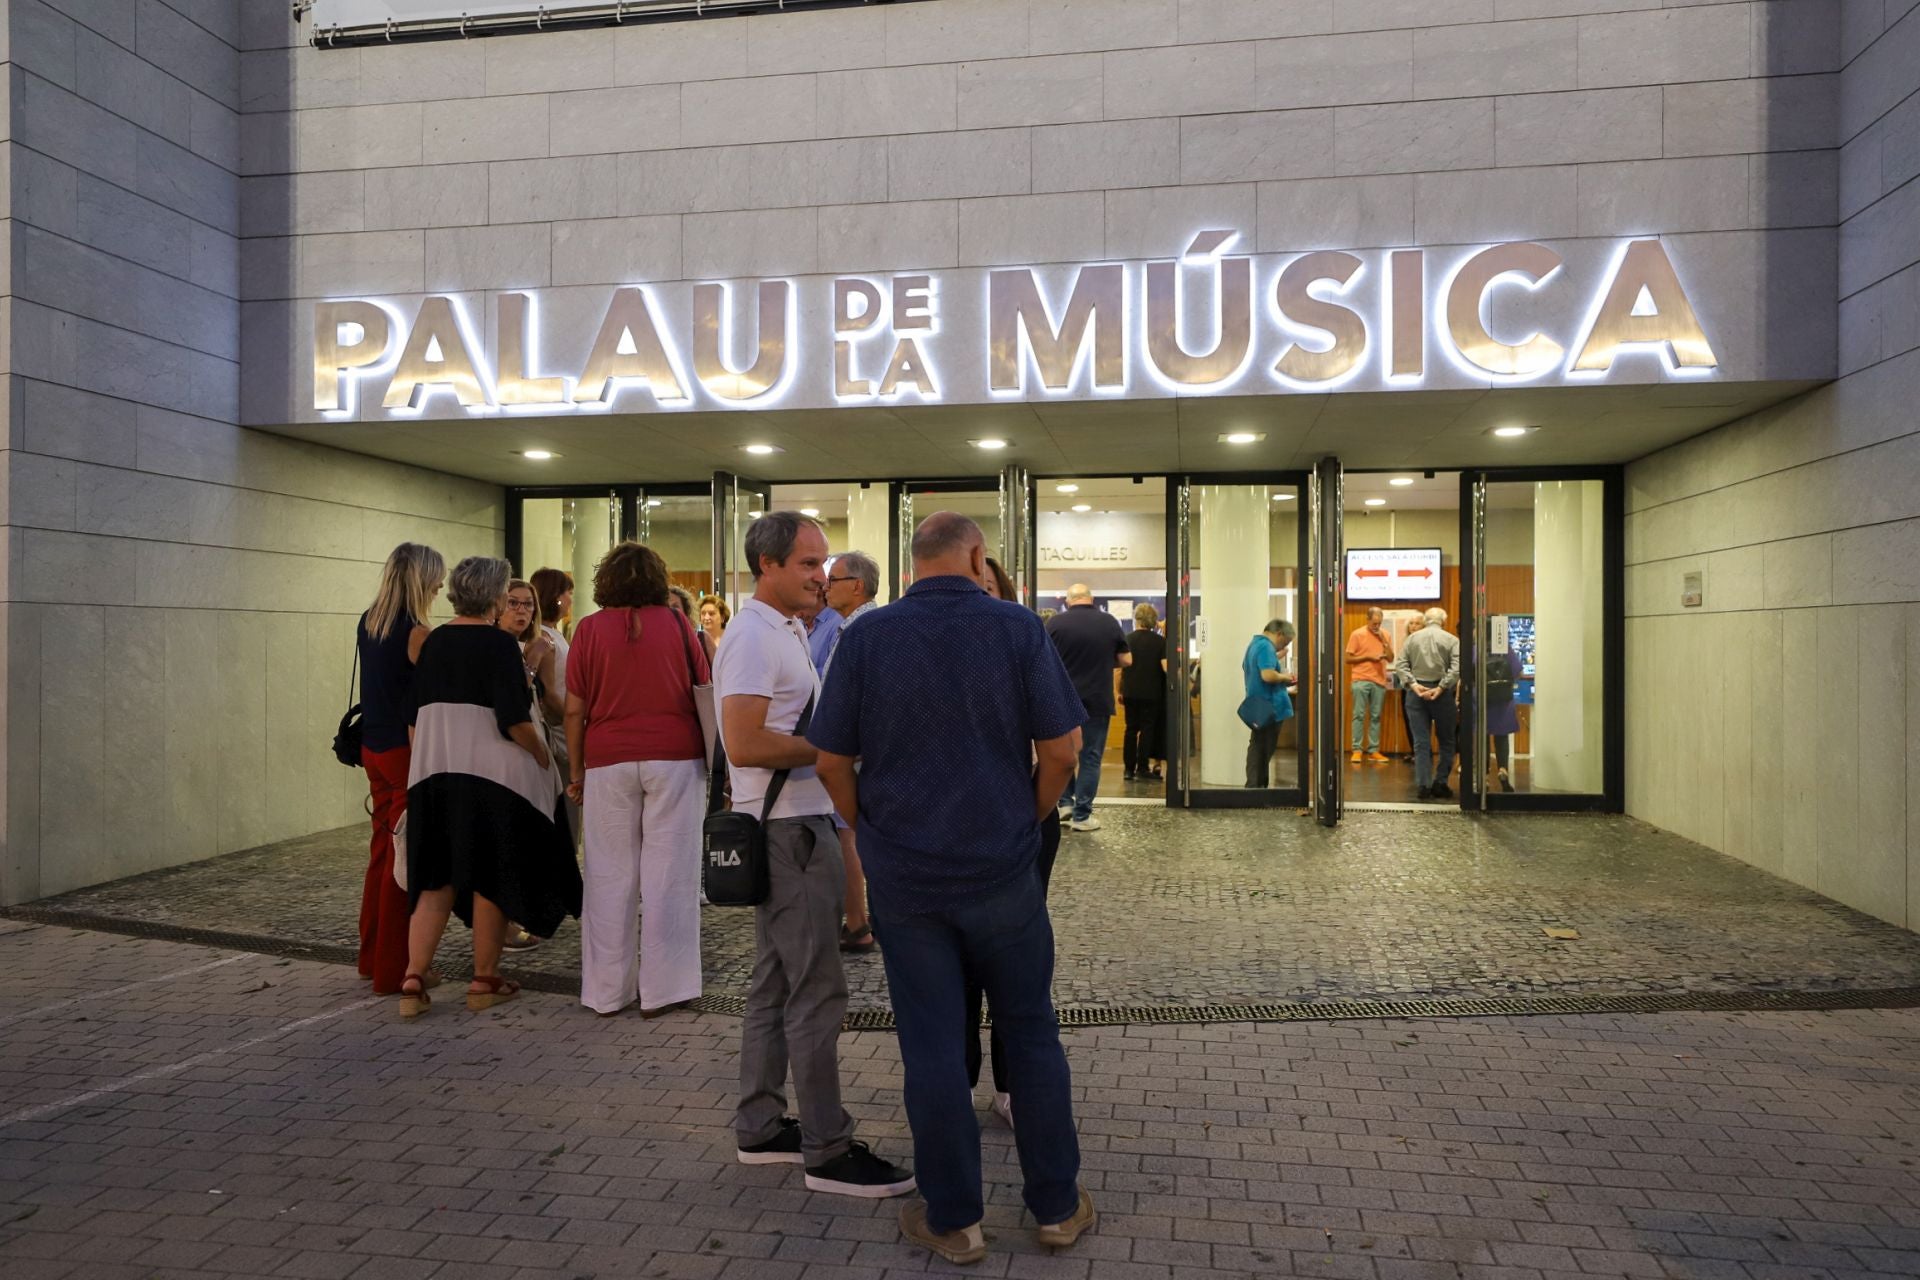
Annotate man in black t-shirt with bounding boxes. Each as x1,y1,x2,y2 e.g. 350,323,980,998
1045,585,1131,831
1120,605,1168,782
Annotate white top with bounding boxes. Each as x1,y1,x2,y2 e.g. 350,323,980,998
712,597,833,820
540,624,569,705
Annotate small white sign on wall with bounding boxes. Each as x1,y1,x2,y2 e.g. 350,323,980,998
1681,570,1704,608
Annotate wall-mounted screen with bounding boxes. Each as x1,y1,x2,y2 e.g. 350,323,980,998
1345,548,1441,602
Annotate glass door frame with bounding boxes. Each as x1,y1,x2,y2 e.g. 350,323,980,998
1457,465,1625,813
1166,469,1313,811
713,471,774,613
505,484,635,576
886,475,1017,600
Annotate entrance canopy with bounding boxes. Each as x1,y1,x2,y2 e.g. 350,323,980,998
263,379,1817,486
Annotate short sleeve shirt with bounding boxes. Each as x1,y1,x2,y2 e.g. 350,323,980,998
807,575,1085,914
1046,603,1128,717
713,597,833,819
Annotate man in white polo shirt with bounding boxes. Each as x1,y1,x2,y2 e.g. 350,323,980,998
715,510,915,1199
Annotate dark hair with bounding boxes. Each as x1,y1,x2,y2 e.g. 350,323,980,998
592,541,671,608
982,555,1017,603
743,511,820,579
529,567,572,625
1264,619,1296,641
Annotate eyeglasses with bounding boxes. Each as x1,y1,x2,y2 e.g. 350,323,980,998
826,576,860,584
505,599,535,610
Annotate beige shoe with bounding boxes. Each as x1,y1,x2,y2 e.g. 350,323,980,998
1349,751,1363,763
899,1200,987,1264
1035,1187,1096,1249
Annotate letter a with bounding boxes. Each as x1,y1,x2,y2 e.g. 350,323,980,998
575,287,689,404
1572,239,1718,373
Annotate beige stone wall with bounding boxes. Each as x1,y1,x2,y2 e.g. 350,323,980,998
1624,2,1920,929
0,1,504,905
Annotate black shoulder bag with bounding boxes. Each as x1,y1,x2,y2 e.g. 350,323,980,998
701,693,814,908
332,643,364,768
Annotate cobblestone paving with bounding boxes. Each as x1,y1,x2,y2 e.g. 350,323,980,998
3,925,1920,1280
24,810,1920,1012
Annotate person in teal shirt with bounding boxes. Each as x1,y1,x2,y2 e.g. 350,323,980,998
1240,620,1296,788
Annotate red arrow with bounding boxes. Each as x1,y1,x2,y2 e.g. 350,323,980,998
1396,567,1433,579
1354,568,1389,578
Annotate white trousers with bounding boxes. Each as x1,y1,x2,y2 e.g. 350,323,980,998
580,757,706,1014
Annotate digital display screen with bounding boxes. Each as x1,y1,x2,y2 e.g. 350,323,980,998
1345,548,1442,601
1506,614,1536,678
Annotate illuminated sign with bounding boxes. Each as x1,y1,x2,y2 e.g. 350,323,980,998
310,236,1719,418
1346,547,1443,602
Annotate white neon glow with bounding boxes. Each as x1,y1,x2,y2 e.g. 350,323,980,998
500,291,575,414
1267,258,1371,393
1431,252,1563,385
385,294,499,419
322,298,407,420
1564,238,1718,381
706,279,801,405
985,265,1133,401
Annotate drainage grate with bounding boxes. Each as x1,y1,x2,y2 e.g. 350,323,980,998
11,906,1920,1028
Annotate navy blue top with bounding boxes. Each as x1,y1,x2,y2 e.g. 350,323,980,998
358,611,421,754
807,575,1085,915
1046,603,1128,717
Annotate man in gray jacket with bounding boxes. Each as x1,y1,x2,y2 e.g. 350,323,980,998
1393,607,1460,801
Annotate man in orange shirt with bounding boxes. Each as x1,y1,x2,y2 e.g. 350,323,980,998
1345,607,1393,763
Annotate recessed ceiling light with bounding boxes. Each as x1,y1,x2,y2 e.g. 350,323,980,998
1220,432,1264,445
646,499,662,507
1272,492,1295,501
1071,503,1092,513
1055,483,1080,494
743,443,782,455
972,438,1010,451
1389,477,1416,487
1364,498,1388,507
1492,425,1536,438
799,507,820,518
518,449,556,460
746,510,763,518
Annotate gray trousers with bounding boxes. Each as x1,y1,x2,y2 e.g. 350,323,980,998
735,814,855,1164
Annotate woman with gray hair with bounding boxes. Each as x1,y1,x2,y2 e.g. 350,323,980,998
399,555,582,1017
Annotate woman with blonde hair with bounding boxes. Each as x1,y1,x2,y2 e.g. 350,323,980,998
356,542,444,996
1121,602,1168,782
566,542,711,1017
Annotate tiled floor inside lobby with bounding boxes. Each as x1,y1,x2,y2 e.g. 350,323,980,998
19,809,1920,1014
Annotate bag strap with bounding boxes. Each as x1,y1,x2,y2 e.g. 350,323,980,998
756,691,815,825
346,636,361,713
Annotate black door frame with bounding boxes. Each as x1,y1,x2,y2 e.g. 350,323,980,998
1456,465,1625,813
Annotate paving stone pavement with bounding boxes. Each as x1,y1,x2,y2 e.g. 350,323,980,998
21,810,1920,1012
3,924,1920,1280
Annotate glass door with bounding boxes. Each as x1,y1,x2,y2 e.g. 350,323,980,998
1459,468,1623,811
1168,473,1309,808
889,478,1005,593
636,485,713,600
713,471,773,615
507,486,627,629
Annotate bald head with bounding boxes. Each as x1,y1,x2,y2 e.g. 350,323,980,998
911,511,986,581
1066,583,1093,604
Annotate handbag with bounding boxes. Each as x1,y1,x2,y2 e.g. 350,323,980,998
1236,692,1276,730
675,611,719,767
333,644,364,767
702,693,813,908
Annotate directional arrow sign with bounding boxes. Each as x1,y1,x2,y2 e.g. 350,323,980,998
1355,568,1389,578
1396,567,1433,579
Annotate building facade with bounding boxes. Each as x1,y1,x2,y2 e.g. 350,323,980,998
0,0,1915,932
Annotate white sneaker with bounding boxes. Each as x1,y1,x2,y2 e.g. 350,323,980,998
1069,816,1101,832
991,1092,1015,1129
1056,804,1071,820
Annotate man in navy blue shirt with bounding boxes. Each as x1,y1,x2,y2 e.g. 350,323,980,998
1045,584,1131,831
810,513,1096,1266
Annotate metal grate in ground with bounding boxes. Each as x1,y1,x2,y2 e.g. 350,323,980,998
11,905,1920,1028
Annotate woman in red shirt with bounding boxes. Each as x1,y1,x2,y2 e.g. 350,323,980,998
564,542,712,1017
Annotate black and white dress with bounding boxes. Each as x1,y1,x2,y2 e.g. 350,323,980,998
406,624,582,936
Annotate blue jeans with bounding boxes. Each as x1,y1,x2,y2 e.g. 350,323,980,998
872,872,1080,1234
1350,680,1385,753
1404,691,1457,789
1059,712,1109,822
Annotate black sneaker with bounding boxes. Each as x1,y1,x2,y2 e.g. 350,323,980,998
737,1117,804,1165
1431,781,1454,800
805,1141,916,1198
1416,785,1433,800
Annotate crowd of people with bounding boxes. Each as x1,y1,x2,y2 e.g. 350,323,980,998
349,512,1103,1263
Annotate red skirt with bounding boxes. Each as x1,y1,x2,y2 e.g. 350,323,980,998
359,744,412,994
